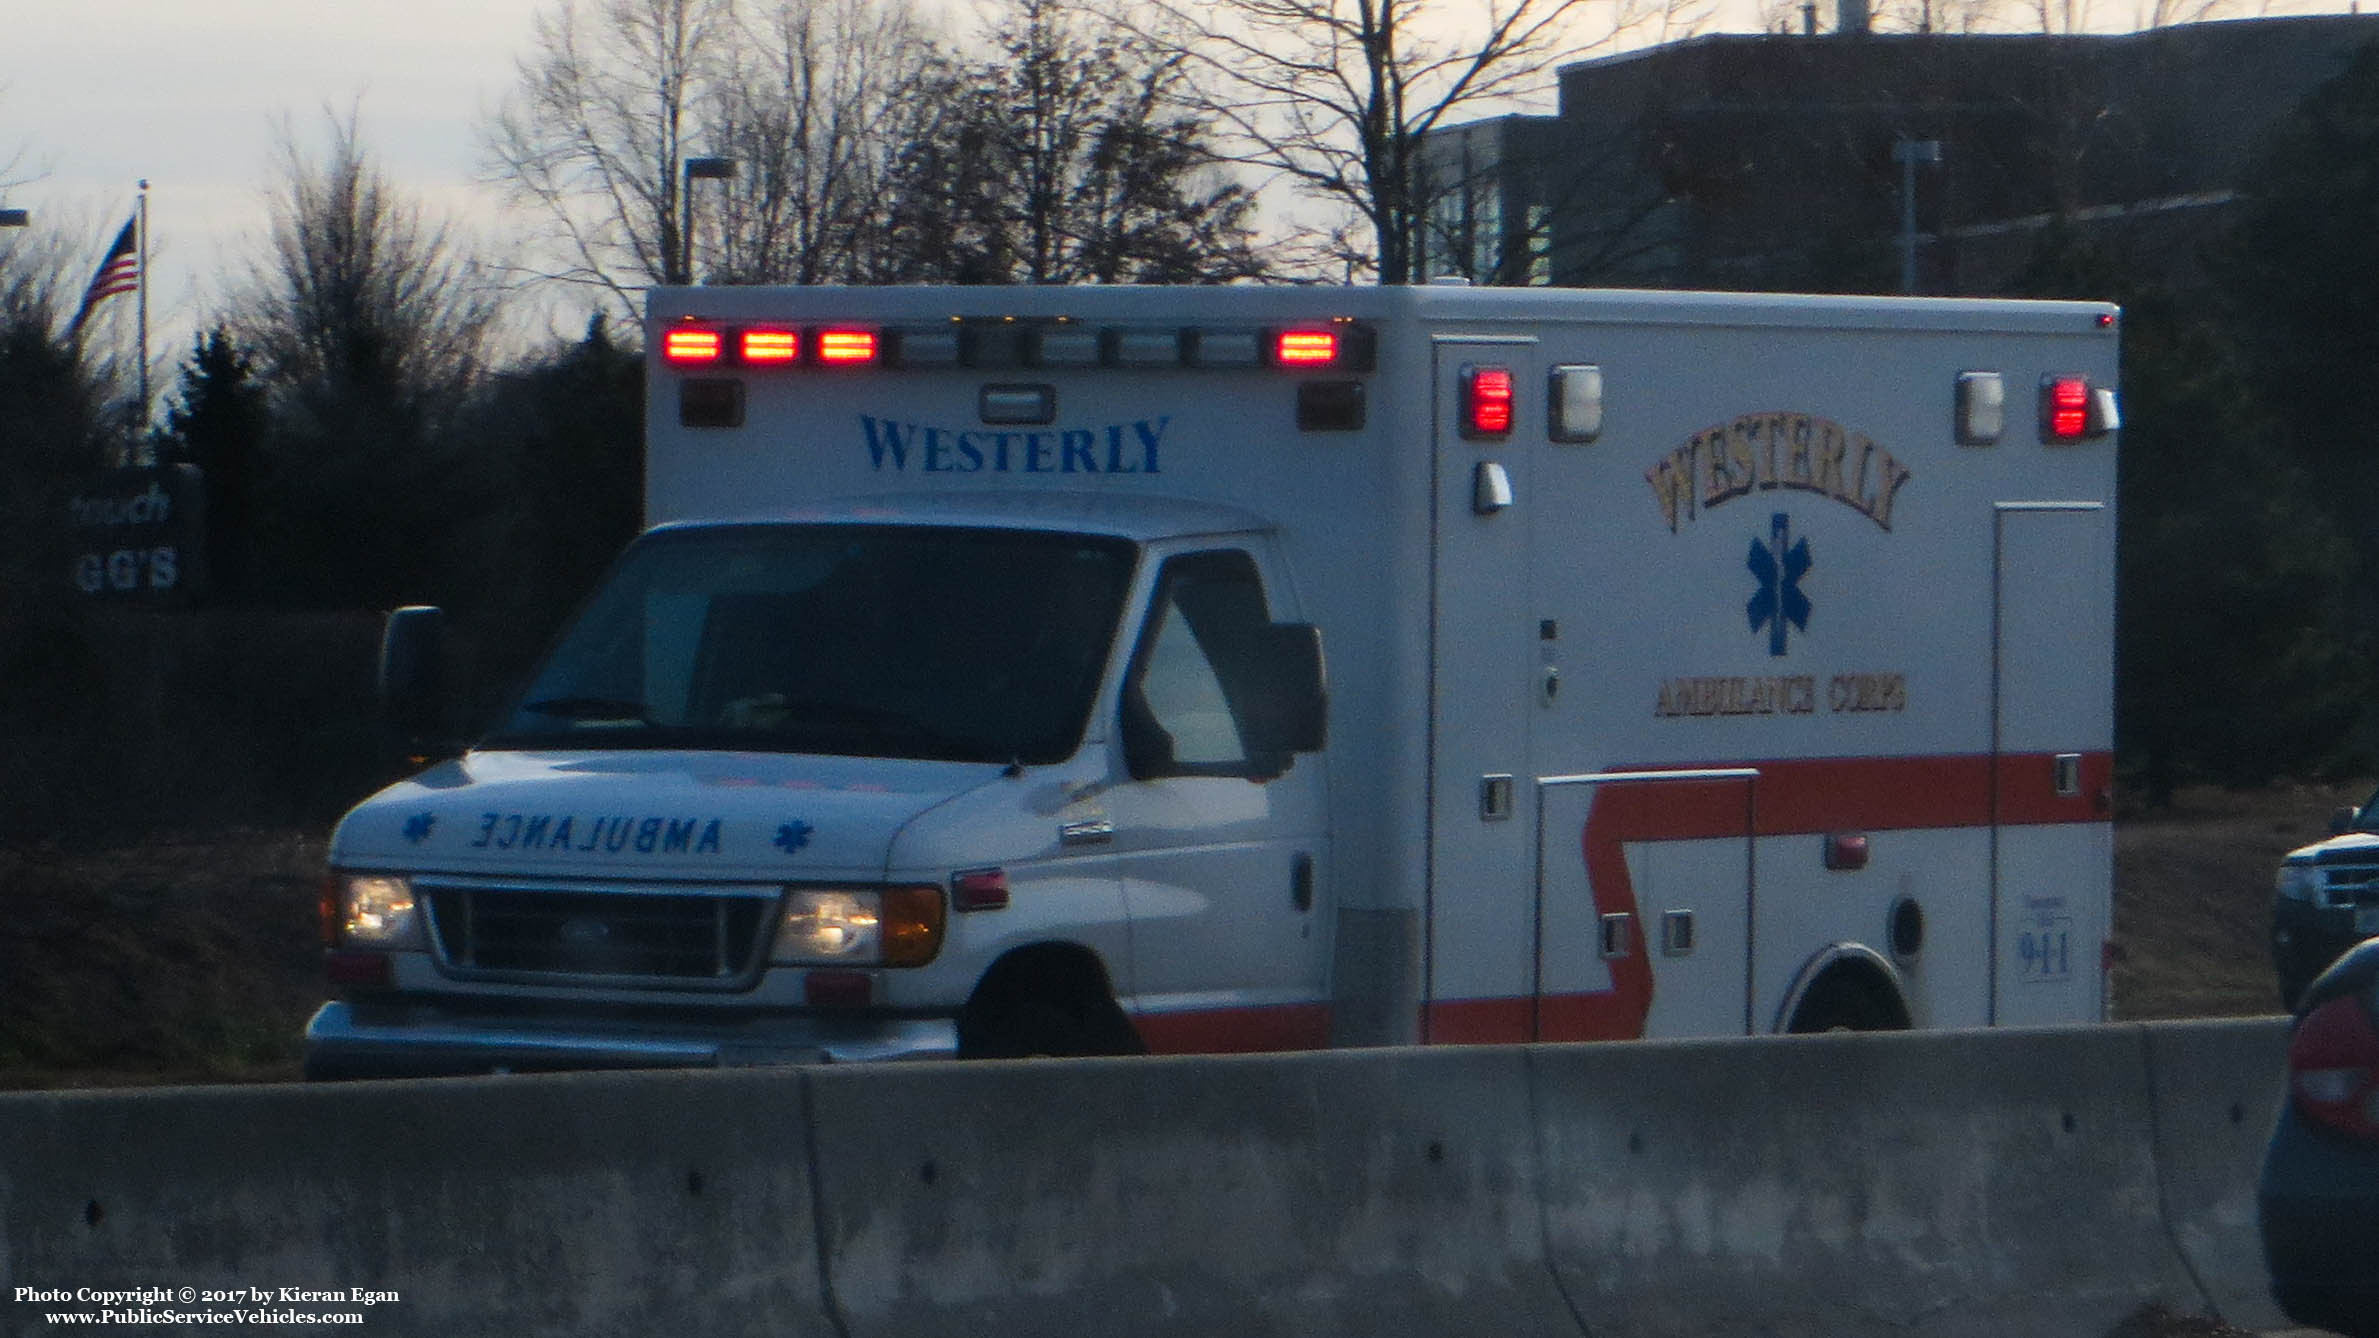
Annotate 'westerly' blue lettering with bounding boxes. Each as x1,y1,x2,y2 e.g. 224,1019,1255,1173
860,415,1167,475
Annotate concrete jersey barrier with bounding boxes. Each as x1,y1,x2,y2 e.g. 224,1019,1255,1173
0,1020,2295,1337
0,1070,834,1337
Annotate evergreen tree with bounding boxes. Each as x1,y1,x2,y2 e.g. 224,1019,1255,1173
2215,39,2379,534
2013,226,2370,796
163,326,269,599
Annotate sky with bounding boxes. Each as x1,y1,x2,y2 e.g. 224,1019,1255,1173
5,0,552,361
0,0,2362,376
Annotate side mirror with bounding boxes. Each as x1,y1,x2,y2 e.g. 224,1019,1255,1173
2332,806,2361,836
379,605,450,757
1243,622,1328,758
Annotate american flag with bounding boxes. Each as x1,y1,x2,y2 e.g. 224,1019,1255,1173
69,215,139,335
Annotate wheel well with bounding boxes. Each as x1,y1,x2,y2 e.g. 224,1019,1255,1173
1778,946,1912,1033
957,942,1138,1054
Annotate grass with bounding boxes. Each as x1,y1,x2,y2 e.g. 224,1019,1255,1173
0,781,2348,1088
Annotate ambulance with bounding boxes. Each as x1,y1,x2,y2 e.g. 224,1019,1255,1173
302,283,2119,1077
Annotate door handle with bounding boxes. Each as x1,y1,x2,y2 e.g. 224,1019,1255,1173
1060,818,1114,846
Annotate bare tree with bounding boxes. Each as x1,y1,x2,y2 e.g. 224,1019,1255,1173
880,0,1269,283
487,0,1269,293
239,111,500,433
706,0,945,284
224,111,503,610
1124,0,1711,283
485,0,739,312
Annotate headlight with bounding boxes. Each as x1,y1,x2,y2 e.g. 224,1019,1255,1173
335,874,425,948
2277,860,2323,905
772,886,945,967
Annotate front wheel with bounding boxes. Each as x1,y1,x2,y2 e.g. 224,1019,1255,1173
959,997,1146,1059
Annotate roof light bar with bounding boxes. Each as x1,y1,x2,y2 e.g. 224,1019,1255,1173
1275,330,1340,367
740,328,799,364
656,318,1381,374
1190,328,1263,368
815,329,879,365
662,327,723,366
1035,327,1103,368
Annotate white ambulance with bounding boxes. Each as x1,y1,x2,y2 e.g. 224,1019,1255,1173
303,283,2119,1077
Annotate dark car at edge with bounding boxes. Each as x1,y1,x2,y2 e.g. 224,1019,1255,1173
2262,938,2379,1337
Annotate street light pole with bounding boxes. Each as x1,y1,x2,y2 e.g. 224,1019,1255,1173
1893,138,1942,295
680,156,737,286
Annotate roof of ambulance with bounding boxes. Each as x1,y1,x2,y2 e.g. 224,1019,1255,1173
645,283,2117,334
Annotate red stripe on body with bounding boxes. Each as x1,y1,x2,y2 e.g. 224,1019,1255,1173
1429,750,2112,1046
1134,1001,1333,1055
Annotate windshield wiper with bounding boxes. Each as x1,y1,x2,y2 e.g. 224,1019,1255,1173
749,696,988,758
523,696,653,724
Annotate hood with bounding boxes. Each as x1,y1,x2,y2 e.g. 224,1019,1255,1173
2286,830,2379,864
334,749,1000,879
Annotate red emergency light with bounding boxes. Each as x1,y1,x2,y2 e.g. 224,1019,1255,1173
663,326,723,365
1275,330,1339,366
740,328,799,364
1464,365,1515,437
2042,376,2091,441
815,329,879,365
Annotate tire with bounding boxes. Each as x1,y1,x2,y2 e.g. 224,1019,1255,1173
968,1001,1100,1058
960,997,1146,1060
1786,970,1909,1033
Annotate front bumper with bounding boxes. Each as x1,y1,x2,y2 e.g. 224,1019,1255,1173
302,1000,958,1080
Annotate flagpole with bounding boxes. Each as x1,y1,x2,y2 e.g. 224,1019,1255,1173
135,179,150,461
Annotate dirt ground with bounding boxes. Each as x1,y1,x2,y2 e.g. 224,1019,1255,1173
0,780,2355,1089
2111,779,2368,1021
0,828,328,1088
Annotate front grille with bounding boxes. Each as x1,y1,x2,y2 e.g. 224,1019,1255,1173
424,883,774,985
2316,862,2379,909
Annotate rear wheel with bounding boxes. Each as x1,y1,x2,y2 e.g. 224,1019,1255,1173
965,1001,1103,1058
1786,967,1910,1033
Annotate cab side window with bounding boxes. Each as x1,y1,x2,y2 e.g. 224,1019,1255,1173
1121,550,1277,780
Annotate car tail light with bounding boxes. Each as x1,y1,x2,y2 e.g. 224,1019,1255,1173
2289,994,2379,1139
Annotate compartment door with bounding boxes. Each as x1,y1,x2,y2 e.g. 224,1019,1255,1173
1424,337,1539,1042
1990,501,2114,1025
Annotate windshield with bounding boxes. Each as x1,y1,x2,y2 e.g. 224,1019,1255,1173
485,524,1137,764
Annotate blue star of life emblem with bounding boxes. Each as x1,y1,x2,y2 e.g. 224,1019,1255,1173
402,813,436,845
1746,513,1812,657
774,821,815,854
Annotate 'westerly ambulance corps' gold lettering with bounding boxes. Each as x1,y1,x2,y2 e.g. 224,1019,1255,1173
1647,413,1912,533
